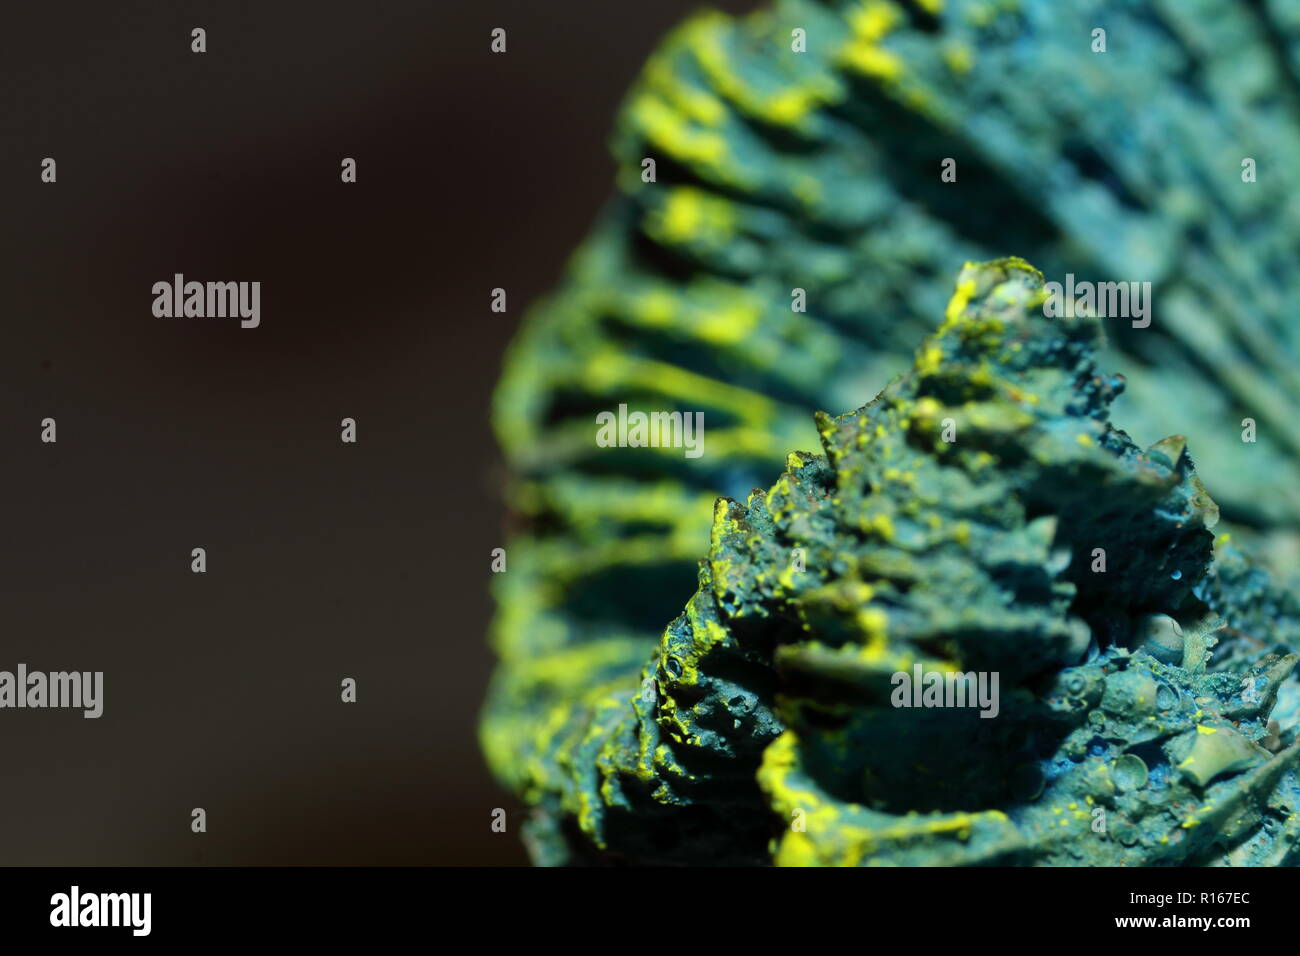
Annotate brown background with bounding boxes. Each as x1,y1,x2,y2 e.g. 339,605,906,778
0,0,756,865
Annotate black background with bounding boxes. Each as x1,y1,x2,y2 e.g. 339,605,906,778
1,0,757,865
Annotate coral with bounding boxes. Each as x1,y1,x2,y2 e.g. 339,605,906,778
493,259,1300,865
485,0,1300,864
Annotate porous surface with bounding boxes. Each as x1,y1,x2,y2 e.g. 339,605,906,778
485,0,1300,864
494,259,1300,865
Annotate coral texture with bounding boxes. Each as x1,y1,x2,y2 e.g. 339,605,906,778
486,0,1300,865
497,259,1300,864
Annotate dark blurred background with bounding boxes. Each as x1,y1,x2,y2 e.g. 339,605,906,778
0,0,756,865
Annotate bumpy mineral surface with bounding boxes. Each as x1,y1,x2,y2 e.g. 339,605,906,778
493,259,1300,865
485,0,1300,865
